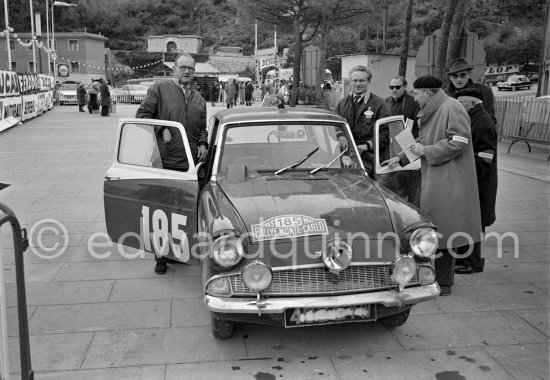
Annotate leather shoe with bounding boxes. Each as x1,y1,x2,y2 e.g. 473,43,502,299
154,262,167,274
455,265,483,274
439,285,452,296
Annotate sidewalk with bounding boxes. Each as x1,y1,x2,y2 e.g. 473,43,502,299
0,104,548,379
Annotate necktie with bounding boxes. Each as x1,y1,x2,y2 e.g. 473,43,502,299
354,95,361,104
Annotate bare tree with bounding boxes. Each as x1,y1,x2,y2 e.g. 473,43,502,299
398,0,415,77
434,0,459,79
447,0,472,64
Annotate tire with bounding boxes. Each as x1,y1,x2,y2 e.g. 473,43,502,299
379,308,411,328
498,88,502,91
211,314,235,339
512,86,517,91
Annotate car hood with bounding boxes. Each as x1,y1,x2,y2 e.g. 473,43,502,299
217,171,393,243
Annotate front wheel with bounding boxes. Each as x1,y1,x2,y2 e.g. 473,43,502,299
211,314,235,339
379,308,411,328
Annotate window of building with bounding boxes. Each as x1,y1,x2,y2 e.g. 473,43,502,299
28,62,35,72
11,62,16,71
9,40,15,51
68,39,79,51
166,41,177,53
70,61,80,73
25,40,33,51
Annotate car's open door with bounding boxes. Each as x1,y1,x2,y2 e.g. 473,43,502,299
103,118,199,263
374,115,421,174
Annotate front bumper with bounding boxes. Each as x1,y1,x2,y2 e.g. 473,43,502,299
205,282,440,314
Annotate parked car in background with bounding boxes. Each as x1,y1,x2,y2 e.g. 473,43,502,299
497,75,532,91
58,84,78,105
120,84,148,103
103,107,440,339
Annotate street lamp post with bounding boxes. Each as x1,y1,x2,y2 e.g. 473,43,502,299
50,1,77,82
3,0,12,70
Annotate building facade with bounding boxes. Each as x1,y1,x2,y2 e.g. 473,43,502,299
0,32,108,83
147,35,203,54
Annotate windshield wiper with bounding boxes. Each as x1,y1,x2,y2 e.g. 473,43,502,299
274,147,319,175
309,148,348,175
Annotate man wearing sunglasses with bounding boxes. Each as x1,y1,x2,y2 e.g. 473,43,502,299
136,52,208,274
446,57,496,124
383,76,422,206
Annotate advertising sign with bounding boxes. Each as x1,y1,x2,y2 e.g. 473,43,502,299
0,70,20,97
484,65,520,76
18,74,39,95
21,94,38,121
2,96,22,121
58,64,69,77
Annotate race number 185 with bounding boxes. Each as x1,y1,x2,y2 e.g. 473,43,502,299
141,205,190,261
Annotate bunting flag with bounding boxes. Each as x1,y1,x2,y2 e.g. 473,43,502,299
55,57,163,71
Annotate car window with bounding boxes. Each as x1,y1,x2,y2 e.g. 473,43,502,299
61,84,76,90
218,123,359,173
118,123,163,168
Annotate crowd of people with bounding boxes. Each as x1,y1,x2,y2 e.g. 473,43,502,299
133,53,498,287
75,78,112,117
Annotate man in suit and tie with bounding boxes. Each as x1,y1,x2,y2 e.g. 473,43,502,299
334,65,390,176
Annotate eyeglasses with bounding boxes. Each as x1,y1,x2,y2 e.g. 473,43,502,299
176,65,195,72
389,85,402,90
450,73,468,79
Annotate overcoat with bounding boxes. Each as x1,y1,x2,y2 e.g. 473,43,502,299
77,84,87,105
447,79,496,124
99,83,110,106
416,90,482,248
468,103,498,227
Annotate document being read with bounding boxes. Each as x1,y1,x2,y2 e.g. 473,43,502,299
394,126,420,163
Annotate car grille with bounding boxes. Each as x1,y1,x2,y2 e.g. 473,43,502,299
229,264,420,296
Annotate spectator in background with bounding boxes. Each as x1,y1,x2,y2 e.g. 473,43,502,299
383,75,422,206
245,81,254,106
239,82,245,105
334,65,390,176
136,52,208,274
455,88,498,275
383,75,482,296
77,82,87,112
87,80,100,113
446,57,496,124
99,78,110,117
233,80,239,106
226,79,236,108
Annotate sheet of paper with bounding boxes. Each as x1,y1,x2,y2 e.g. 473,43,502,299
394,127,420,163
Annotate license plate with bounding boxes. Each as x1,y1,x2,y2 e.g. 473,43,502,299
284,304,375,327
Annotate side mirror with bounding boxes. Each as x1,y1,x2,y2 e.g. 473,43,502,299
374,116,421,174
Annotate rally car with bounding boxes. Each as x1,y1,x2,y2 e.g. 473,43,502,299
103,107,440,339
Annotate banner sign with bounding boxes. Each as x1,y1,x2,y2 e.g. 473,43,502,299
484,65,520,76
2,96,22,121
18,74,39,95
259,54,279,69
37,74,54,91
0,70,20,97
22,94,38,121
37,92,46,115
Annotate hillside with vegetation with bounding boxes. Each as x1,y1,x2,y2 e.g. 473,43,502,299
2,0,545,68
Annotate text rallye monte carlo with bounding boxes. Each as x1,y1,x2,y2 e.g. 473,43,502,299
103,107,440,339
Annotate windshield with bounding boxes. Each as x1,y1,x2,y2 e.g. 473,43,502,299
61,84,76,90
128,85,148,90
218,123,360,173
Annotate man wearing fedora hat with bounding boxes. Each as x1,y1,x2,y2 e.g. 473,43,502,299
446,57,496,124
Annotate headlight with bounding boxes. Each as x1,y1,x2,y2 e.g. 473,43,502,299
419,265,436,285
206,277,231,295
210,235,244,268
241,261,273,292
322,239,352,274
391,255,416,291
410,228,438,257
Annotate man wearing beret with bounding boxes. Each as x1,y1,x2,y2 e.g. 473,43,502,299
335,65,390,176
455,88,498,274
383,75,482,296
446,57,497,124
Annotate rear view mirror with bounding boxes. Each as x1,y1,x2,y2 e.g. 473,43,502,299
374,116,421,174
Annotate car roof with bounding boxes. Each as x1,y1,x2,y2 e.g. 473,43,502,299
212,107,346,124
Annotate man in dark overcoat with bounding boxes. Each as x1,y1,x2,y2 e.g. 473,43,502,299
455,88,498,274
77,82,87,112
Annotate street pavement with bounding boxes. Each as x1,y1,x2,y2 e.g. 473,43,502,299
0,103,548,379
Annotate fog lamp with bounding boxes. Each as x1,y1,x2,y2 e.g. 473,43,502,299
206,277,231,295
210,235,244,268
322,239,352,275
410,228,438,257
241,261,273,292
391,255,417,291
419,265,436,285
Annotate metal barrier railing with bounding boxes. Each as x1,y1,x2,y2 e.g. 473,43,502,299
0,203,33,380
